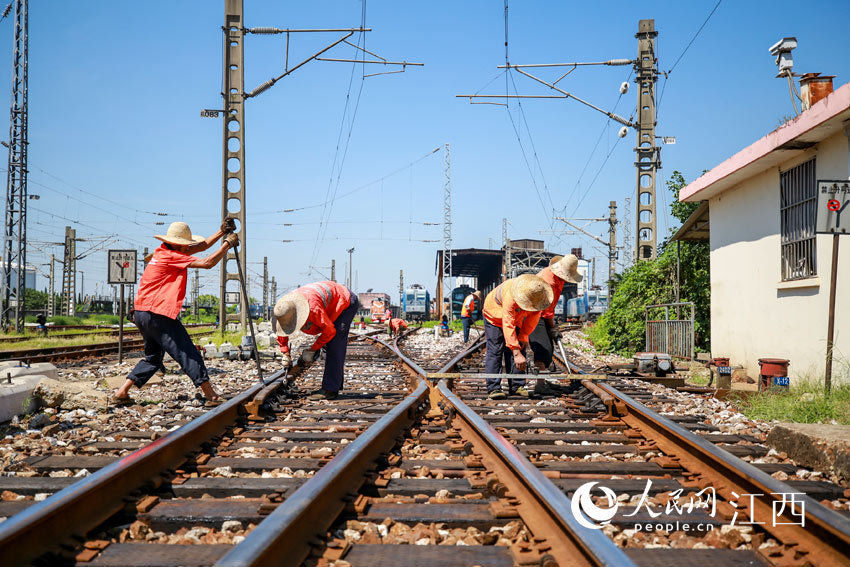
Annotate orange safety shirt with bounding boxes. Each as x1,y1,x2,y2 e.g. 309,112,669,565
538,267,565,321
483,280,542,352
134,244,199,320
276,281,351,354
389,318,408,332
460,294,477,318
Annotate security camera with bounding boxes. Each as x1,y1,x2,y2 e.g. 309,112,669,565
769,37,797,74
619,81,629,95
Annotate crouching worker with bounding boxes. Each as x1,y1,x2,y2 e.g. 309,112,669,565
483,274,553,400
113,220,237,407
387,317,408,338
274,281,360,400
530,254,582,396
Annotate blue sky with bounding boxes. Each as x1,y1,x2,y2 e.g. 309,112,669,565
6,0,850,303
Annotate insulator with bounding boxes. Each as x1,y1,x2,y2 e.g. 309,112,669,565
606,59,634,66
248,27,282,35
248,79,276,97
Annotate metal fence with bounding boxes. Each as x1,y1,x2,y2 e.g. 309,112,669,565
645,302,694,360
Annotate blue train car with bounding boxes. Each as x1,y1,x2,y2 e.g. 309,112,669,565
403,285,430,321
451,285,477,319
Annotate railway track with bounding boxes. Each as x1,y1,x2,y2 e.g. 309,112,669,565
0,328,216,363
0,325,214,346
0,329,847,566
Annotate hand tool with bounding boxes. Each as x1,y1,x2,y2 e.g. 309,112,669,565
230,239,265,385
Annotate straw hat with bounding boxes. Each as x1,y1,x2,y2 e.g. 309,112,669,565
548,255,563,267
511,274,554,312
154,222,205,246
473,290,482,299
274,292,310,336
550,254,583,284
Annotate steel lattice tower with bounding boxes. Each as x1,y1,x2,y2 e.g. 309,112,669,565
442,143,453,318
1,0,28,331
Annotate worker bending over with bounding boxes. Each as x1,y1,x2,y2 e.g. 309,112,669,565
483,274,554,399
274,281,360,400
529,255,583,395
114,220,237,406
460,290,482,343
387,317,408,337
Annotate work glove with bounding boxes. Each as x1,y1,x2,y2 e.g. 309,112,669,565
280,353,291,368
224,233,240,248
220,218,237,234
547,327,562,343
298,349,316,365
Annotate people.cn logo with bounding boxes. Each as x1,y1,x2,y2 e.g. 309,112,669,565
571,481,619,529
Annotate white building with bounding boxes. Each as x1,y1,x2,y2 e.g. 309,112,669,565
677,80,850,383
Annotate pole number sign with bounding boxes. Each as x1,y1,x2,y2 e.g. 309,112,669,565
225,291,241,305
816,180,850,234
107,250,138,284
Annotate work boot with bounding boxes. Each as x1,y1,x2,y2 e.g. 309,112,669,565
488,390,507,400
533,380,558,397
307,389,339,401
511,386,533,398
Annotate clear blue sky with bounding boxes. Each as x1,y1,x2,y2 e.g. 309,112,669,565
6,0,850,303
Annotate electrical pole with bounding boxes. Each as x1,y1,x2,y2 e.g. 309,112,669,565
442,143,453,320
622,197,632,268
48,254,54,317
399,269,404,309
347,247,354,291
502,218,511,280
330,259,335,282
608,200,617,291
591,257,596,288
192,269,199,318
262,256,268,319
1,0,29,332
635,19,659,261
270,277,277,306
60,226,75,317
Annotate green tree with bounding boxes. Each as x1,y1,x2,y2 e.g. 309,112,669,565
25,288,49,310
588,171,710,354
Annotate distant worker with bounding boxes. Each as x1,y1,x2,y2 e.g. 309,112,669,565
387,317,408,337
460,290,482,343
530,255,583,395
440,313,450,337
274,281,360,400
483,274,553,400
358,316,366,331
113,220,237,407
35,313,47,337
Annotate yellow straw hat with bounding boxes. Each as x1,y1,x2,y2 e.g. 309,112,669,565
473,290,482,299
273,292,310,336
510,274,554,311
548,255,564,267
154,222,205,246
550,254,583,284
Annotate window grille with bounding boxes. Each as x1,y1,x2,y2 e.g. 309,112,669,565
780,158,817,281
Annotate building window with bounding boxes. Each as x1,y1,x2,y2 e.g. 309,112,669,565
780,158,817,281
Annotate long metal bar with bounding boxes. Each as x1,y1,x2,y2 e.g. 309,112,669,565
230,243,263,383
436,380,636,567
0,367,288,567
825,232,839,393
314,57,422,65
597,381,850,565
245,27,370,34
496,59,633,68
457,94,569,99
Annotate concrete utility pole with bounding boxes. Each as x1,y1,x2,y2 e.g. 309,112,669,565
442,143,453,320
262,256,268,320
1,0,29,331
502,218,511,280
608,201,617,290
60,226,75,317
219,0,247,333
48,254,54,316
399,269,404,309
622,197,633,268
192,269,199,318
634,19,659,261
347,247,354,291
591,257,597,288
330,259,335,282
270,277,277,306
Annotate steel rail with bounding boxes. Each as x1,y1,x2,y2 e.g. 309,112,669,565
0,367,289,567
598,381,850,565
215,334,429,567
433,341,636,567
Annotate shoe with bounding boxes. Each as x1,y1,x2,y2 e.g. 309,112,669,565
204,398,225,408
511,386,532,398
111,396,136,408
307,389,339,401
488,390,507,400
533,380,558,397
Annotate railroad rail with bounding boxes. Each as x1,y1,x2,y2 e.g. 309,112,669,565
0,324,214,345
0,329,847,566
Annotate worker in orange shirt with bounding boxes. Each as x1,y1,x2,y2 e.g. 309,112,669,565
274,281,360,400
387,317,408,337
483,274,553,399
530,254,583,395
460,290,482,343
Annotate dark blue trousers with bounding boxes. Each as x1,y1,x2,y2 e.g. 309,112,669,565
128,310,208,388
484,320,526,393
461,316,472,343
321,293,359,392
